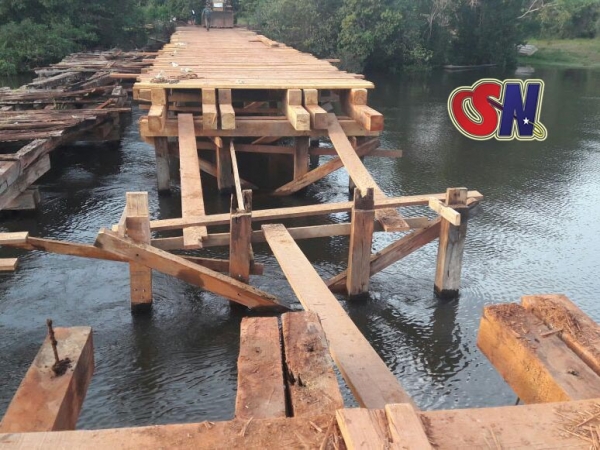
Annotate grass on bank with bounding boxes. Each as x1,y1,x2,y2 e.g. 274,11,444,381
518,38,600,68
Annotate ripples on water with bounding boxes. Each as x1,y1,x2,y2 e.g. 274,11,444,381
1,67,600,428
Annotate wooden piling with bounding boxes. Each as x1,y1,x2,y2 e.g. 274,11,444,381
293,136,310,180
154,137,171,193
125,192,153,313
216,137,234,194
434,187,469,299
0,326,94,432
346,188,375,297
229,190,253,283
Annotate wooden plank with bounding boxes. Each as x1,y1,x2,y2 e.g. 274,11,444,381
0,414,338,449
125,192,152,312
434,188,468,299
154,137,170,192
94,229,288,311
273,138,380,196
477,303,600,403
346,188,375,297
328,219,442,293
327,116,408,231
218,89,236,130
0,232,29,245
178,114,207,249
303,89,329,130
230,141,244,209
522,294,600,376
342,89,384,132
285,89,310,131
0,327,94,432
293,137,310,180
336,409,394,450
428,198,460,226
229,191,252,283
16,237,126,262
148,191,483,231
235,317,286,420
384,404,432,449
202,88,218,130
0,257,18,271
262,224,414,408
282,311,344,417
185,256,264,275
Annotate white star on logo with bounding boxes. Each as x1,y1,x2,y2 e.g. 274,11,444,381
523,117,530,125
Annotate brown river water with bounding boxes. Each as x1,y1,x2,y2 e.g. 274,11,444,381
0,66,599,428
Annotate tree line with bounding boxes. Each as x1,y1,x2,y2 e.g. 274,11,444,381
0,0,598,75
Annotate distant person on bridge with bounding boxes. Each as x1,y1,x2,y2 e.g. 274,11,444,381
201,5,212,31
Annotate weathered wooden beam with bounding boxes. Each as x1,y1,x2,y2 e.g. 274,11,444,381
385,404,432,449
336,409,394,449
327,219,441,293
0,155,51,210
293,137,310,180
262,224,415,408
0,326,94,432
428,198,461,226
216,137,235,194
197,155,257,190
282,311,344,417
4,187,40,211
522,294,600,376
303,89,329,130
183,256,264,275
147,105,166,132
236,317,286,420
477,303,600,403
125,192,152,313
218,89,236,130
229,191,253,283
284,89,310,131
346,188,375,297
94,229,288,311
202,88,218,130
178,114,207,249
434,188,469,299
341,89,384,132
230,141,244,209
154,137,171,192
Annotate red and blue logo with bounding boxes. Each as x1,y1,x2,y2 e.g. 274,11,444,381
448,79,547,141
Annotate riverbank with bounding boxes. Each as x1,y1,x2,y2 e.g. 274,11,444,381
519,38,600,68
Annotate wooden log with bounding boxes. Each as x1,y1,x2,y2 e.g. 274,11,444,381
522,294,600,376
293,137,310,180
272,138,380,196
328,219,442,293
235,317,286,420
178,114,208,248
477,303,600,403
154,137,171,192
285,89,310,131
125,192,152,313
303,89,329,130
229,191,252,283
346,188,375,297
94,229,288,311
384,404,432,449
0,326,94,432
216,138,235,194
202,88,218,130
218,89,236,130
336,409,394,449
0,257,19,271
282,311,344,417
434,188,469,299
328,115,408,231
262,224,415,408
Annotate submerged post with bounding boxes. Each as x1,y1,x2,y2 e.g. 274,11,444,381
154,137,171,193
434,187,469,299
125,192,153,312
346,188,375,297
229,190,253,283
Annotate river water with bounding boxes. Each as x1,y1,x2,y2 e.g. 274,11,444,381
0,66,599,429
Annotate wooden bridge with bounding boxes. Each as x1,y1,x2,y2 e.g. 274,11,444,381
2,27,598,448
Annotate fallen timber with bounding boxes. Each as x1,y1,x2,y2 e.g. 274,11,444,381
0,50,154,212
2,294,600,448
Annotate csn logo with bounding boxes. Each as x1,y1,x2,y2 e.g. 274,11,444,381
448,79,547,141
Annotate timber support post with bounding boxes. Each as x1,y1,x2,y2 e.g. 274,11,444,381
154,137,171,193
125,192,153,313
434,187,469,299
346,187,375,297
216,137,234,194
293,136,310,180
229,190,253,283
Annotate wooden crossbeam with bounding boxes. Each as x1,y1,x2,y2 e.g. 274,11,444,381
178,114,207,249
327,219,441,293
303,89,329,130
147,191,484,231
218,89,236,130
477,303,600,403
0,327,94,432
94,229,288,311
327,115,408,231
428,198,461,226
235,317,286,419
262,224,414,408
285,89,310,131
341,88,384,132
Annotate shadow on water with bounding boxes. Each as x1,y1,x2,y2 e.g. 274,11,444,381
0,65,599,427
